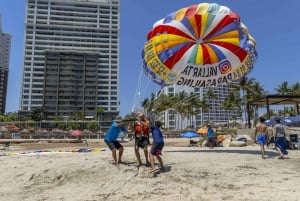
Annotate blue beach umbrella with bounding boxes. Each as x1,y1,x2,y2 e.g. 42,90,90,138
180,131,199,138
264,117,295,126
288,115,300,123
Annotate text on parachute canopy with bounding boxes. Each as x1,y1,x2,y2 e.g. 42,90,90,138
144,40,177,83
177,58,253,87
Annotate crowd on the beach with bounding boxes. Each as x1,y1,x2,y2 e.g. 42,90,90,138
103,112,296,174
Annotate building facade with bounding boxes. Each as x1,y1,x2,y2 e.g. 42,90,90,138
158,84,240,130
0,14,11,114
21,0,120,123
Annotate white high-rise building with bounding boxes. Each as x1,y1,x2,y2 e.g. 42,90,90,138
158,84,240,129
0,14,11,114
20,0,120,122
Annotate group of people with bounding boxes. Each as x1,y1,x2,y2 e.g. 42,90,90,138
104,112,288,169
255,116,288,159
104,112,164,172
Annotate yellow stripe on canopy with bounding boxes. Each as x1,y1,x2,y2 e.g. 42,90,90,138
174,8,188,20
205,44,219,63
196,3,209,14
195,44,204,65
210,30,239,40
153,34,194,53
199,13,209,38
210,37,240,46
187,16,199,38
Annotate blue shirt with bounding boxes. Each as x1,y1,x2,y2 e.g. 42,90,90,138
150,125,164,143
207,127,214,137
104,122,127,141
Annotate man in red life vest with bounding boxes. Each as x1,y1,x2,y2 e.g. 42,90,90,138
133,112,150,167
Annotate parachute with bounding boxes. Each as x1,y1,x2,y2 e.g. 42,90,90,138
142,3,258,88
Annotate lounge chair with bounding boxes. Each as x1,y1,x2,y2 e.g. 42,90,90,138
289,134,300,151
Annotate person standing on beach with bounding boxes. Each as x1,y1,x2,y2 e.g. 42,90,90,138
104,116,127,168
273,118,288,159
133,112,150,167
149,121,165,173
206,124,215,148
255,117,268,159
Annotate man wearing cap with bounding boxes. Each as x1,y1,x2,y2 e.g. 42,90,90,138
104,115,127,168
133,112,150,166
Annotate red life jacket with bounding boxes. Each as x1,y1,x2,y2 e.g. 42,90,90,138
134,120,149,137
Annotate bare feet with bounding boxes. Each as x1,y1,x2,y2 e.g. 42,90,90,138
150,168,157,173
278,155,284,159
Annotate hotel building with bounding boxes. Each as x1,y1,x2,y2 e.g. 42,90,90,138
20,0,120,125
0,14,11,114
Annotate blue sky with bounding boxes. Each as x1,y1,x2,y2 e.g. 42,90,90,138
1,0,300,116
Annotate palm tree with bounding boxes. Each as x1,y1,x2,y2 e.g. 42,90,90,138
97,107,104,122
230,76,255,126
200,99,210,125
31,107,47,122
289,82,300,95
203,87,217,124
186,92,202,128
172,92,189,129
72,111,84,121
275,81,291,117
220,92,241,127
141,98,149,113
247,81,266,123
275,81,290,95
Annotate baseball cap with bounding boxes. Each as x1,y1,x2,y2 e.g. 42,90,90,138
114,115,123,122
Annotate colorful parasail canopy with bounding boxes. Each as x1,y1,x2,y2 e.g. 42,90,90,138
142,3,258,88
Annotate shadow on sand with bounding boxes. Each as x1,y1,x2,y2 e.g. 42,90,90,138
165,148,279,158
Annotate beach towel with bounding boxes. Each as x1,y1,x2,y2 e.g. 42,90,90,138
275,137,288,155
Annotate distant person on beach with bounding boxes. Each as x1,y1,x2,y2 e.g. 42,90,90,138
255,117,268,159
273,118,288,159
206,124,215,148
104,116,127,168
149,121,165,173
133,112,150,167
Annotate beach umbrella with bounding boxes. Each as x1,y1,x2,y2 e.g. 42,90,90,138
82,129,92,135
5,125,21,132
71,129,82,137
180,131,199,138
197,127,208,134
264,117,295,126
20,129,30,134
288,115,300,123
0,126,8,132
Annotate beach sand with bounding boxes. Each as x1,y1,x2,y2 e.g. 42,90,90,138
0,138,300,201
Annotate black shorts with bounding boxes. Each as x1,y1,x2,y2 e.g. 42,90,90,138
150,142,164,155
135,136,149,148
208,137,216,143
105,140,123,151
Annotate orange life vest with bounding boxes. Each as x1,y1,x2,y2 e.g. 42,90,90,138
134,120,149,137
